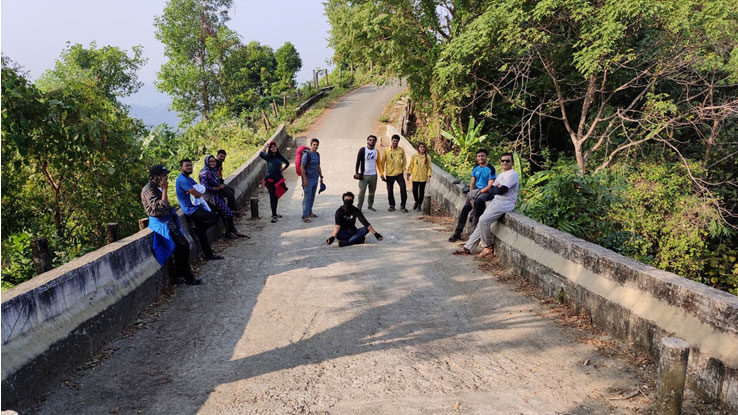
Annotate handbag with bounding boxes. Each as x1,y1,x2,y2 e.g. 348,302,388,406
353,173,363,180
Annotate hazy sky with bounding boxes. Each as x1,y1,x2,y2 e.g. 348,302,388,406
1,0,334,106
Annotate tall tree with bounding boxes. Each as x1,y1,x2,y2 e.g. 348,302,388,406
221,41,277,114
154,0,237,124
273,42,302,94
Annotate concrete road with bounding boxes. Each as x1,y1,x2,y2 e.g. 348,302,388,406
35,85,649,414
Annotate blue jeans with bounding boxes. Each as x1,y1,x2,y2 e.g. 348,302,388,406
302,178,318,218
337,227,369,246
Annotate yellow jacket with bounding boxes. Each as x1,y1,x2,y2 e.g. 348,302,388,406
408,153,432,182
382,146,407,176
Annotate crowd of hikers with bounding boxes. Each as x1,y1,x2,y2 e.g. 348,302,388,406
141,134,518,285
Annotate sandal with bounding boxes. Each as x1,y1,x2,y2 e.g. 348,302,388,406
309,213,318,218
302,217,311,223
452,248,472,255
479,246,495,258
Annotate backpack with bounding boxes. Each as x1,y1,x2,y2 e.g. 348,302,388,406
295,145,311,176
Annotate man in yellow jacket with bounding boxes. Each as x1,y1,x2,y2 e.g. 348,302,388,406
381,134,408,212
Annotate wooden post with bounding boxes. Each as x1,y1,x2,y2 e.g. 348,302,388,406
313,69,318,88
324,70,329,86
655,337,690,415
31,238,53,275
338,66,342,81
283,94,287,108
271,99,279,117
423,195,432,215
250,197,259,219
138,218,149,230
261,109,271,130
106,223,120,244
297,88,301,100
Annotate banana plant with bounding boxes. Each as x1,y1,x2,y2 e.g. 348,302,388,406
441,116,487,164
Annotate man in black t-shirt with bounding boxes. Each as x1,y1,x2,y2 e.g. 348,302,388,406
326,192,384,247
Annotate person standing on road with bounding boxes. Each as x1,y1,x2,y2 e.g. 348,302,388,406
355,135,383,211
381,134,408,212
141,165,202,285
259,141,290,223
215,149,239,215
326,191,384,247
199,155,248,239
175,159,224,261
453,152,519,257
407,142,432,212
448,149,496,242
301,138,323,223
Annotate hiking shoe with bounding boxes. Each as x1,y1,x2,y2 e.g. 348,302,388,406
367,206,376,212
448,234,461,242
271,216,278,223
388,207,396,212
400,207,408,213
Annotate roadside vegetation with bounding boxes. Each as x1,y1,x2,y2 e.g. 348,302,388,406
326,0,738,294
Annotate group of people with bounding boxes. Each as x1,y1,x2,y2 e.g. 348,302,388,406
141,150,247,286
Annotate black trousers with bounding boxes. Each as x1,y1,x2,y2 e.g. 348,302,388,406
187,208,219,258
168,224,196,283
210,202,237,234
386,174,407,208
221,185,238,212
454,192,492,236
265,180,279,216
412,181,426,205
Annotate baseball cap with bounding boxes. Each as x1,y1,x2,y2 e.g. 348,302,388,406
149,164,170,177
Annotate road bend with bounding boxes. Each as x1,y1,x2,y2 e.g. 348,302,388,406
36,85,649,414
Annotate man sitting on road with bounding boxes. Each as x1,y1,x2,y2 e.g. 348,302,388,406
141,164,202,285
175,159,224,261
448,149,496,242
381,134,408,212
453,152,519,258
355,135,383,211
326,192,384,247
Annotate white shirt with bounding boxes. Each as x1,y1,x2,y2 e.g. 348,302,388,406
364,147,378,175
491,169,519,211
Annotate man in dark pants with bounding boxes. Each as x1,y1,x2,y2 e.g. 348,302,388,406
141,165,202,285
326,192,384,247
449,149,496,242
175,159,224,261
216,149,239,214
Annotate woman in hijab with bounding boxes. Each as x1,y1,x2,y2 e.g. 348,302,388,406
259,141,290,223
199,155,248,239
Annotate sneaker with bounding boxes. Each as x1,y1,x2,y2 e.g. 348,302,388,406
448,234,461,242
271,216,278,223
338,240,349,247
400,207,408,213
205,254,224,261
388,207,396,212
416,205,422,212
367,206,376,212
413,203,418,210
185,278,204,285
276,214,283,218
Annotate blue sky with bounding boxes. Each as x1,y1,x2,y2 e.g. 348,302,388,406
1,0,334,107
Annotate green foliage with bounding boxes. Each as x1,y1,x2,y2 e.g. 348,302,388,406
440,116,487,164
1,233,34,288
273,42,302,93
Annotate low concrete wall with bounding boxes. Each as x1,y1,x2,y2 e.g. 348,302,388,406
1,125,290,409
294,86,335,118
386,125,738,410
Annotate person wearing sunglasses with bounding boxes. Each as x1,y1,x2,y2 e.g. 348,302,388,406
454,152,519,258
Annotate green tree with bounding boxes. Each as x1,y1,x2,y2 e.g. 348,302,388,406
273,42,302,94
154,0,237,124
221,41,277,114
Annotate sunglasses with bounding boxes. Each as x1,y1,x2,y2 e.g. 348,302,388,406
500,159,512,163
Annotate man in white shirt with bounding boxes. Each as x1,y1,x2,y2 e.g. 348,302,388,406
354,135,384,211
454,152,519,258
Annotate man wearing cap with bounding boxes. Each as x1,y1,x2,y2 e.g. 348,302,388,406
141,165,202,285
176,159,223,261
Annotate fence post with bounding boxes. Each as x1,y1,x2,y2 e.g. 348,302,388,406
655,337,690,415
106,223,120,244
313,69,318,88
250,197,259,219
138,218,149,230
31,238,53,275
271,99,279,117
283,94,287,108
423,195,432,216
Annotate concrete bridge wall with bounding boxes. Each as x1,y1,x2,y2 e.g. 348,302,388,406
1,125,291,409
388,125,738,410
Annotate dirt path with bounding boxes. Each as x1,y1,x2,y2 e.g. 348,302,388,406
35,85,652,415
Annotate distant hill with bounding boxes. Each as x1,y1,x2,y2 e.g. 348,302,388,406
127,103,180,128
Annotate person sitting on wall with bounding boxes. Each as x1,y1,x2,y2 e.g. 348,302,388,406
326,191,384,247
199,155,248,239
141,164,202,285
453,152,519,258
215,149,240,215
448,149,496,242
175,159,224,261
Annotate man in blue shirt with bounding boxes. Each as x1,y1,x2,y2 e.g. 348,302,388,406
449,149,496,242
300,138,324,222
176,159,223,261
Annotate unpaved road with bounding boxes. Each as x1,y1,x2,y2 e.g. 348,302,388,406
34,85,651,414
